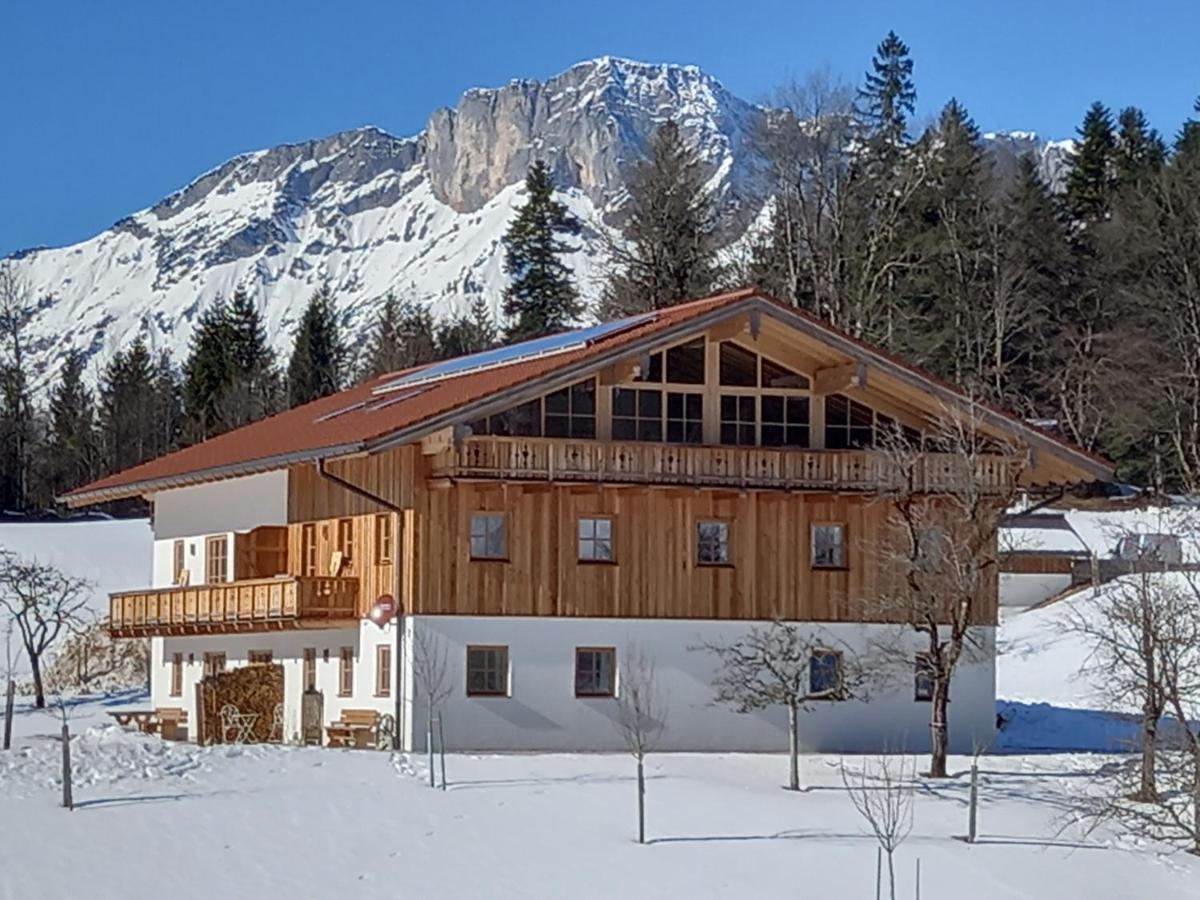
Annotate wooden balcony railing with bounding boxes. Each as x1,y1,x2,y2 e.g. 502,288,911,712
108,575,360,638
433,437,1014,494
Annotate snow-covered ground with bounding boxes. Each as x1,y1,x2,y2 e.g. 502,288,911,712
2,518,1199,897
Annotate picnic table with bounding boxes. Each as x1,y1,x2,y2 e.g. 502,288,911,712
107,709,158,734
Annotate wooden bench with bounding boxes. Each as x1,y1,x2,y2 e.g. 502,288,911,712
325,709,380,749
156,707,189,741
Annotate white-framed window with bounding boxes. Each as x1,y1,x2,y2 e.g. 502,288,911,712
578,517,615,562
811,523,846,569
375,644,392,698
339,646,354,697
466,646,509,696
469,513,507,560
574,647,616,697
697,520,731,565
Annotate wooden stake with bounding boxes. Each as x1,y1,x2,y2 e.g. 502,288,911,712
3,679,14,751
61,721,73,811
968,762,979,843
437,714,447,791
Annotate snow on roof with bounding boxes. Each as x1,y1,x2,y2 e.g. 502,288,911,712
1064,505,1200,561
1001,512,1089,556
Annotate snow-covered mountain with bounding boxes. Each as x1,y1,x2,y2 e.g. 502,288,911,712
5,57,1071,388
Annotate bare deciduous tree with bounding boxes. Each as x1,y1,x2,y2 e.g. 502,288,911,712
43,618,149,695
870,402,1026,777
840,754,915,900
412,628,451,788
0,553,91,708
699,621,866,791
613,645,665,844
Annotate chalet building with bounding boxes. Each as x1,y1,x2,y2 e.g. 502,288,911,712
64,289,1111,753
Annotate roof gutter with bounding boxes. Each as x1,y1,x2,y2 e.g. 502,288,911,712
315,457,405,513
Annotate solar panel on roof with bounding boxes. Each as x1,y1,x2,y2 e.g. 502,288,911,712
372,312,657,394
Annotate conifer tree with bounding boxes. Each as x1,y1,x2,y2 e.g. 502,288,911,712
182,297,234,441
502,162,581,342
1065,102,1117,224
599,121,722,318
225,289,280,426
359,294,440,379
0,263,34,511
100,337,160,474
854,30,917,158
436,296,497,359
287,283,345,407
1114,106,1166,188
44,350,98,497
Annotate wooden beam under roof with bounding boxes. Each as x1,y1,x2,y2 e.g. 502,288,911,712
813,361,867,396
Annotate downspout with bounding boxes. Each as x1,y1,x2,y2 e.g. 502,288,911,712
315,457,409,752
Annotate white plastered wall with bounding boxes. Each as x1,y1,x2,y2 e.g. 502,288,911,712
406,617,996,754
151,618,399,741
999,572,1074,609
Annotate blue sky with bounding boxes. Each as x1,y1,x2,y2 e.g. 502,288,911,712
2,0,1197,257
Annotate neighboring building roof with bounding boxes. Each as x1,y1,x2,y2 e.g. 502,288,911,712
63,288,1114,507
1000,512,1090,557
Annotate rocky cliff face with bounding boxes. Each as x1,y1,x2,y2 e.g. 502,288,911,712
4,57,1071,388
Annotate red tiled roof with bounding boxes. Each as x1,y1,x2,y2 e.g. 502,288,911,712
64,287,1112,505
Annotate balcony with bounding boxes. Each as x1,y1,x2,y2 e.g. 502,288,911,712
432,437,1014,494
108,576,360,638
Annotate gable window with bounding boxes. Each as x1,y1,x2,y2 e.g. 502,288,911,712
469,513,507,560
301,523,317,576
812,524,847,569
469,397,543,437
719,341,758,386
761,396,810,448
339,646,354,696
170,652,183,697
248,650,273,665
172,540,186,585
697,520,731,565
809,650,843,698
375,644,392,697
612,388,663,442
575,647,616,697
545,379,596,439
466,645,509,696
720,395,757,446
666,392,703,444
303,647,317,692
578,517,615,562
202,652,226,679
633,352,663,383
375,515,393,565
825,394,876,449
665,338,705,384
914,652,936,702
205,535,229,585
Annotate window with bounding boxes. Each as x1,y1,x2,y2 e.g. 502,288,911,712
578,517,614,562
612,388,663,442
302,647,317,692
811,524,846,569
665,338,705,384
338,647,354,697
633,352,663,383
469,398,543,437
248,650,273,665
172,540,185,585
375,515,393,565
666,392,703,444
719,341,758,386
914,653,935,702
466,646,509,696
697,520,731,565
809,650,843,698
761,355,809,389
545,379,596,438
202,652,226,679
825,394,877,449
376,644,392,697
301,523,317,576
1116,533,1183,565
170,652,183,696
720,395,757,446
575,647,616,697
761,396,810,448
469,513,507,560
205,535,229,584
336,518,354,568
